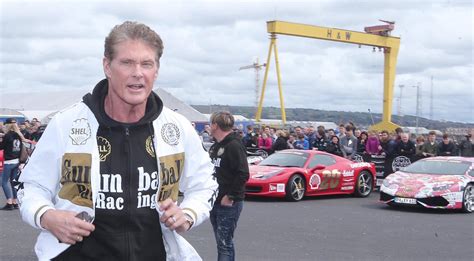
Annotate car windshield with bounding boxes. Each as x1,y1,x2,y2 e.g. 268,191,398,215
258,151,308,168
402,160,471,175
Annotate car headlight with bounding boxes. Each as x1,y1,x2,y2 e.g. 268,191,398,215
432,183,453,192
255,170,283,180
382,179,390,188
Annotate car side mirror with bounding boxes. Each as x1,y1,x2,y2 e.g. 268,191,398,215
310,164,325,172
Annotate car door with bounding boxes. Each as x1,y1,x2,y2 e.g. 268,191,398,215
306,154,341,195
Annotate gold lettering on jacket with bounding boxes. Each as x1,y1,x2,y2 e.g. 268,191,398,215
59,153,93,208
157,153,184,202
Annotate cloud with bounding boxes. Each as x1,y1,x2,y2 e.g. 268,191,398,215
0,0,472,123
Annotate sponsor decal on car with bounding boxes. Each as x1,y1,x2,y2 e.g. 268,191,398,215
350,162,371,168
269,183,285,193
392,156,411,172
342,170,354,177
341,186,354,191
309,174,321,190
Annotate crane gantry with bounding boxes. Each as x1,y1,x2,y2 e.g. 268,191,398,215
257,20,401,132
239,58,266,114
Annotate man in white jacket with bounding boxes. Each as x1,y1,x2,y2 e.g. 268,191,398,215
18,21,218,261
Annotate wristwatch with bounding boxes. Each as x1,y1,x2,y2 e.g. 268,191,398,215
183,213,194,230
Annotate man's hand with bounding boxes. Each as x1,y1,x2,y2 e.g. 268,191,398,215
40,209,95,245
159,198,191,234
221,195,234,207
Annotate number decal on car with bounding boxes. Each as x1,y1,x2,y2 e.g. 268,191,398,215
320,169,341,190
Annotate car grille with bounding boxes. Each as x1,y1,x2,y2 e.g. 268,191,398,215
417,197,449,207
245,186,262,193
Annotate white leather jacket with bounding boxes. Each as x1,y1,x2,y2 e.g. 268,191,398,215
18,101,218,260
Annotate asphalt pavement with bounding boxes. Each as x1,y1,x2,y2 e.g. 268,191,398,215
1,191,473,261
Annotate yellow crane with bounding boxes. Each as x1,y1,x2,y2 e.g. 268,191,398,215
257,20,401,132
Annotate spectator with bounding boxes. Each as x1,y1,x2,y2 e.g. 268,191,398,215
0,118,26,210
201,124,213,143
271,130,289,153
438,133,457,156
258,132,273,151
269,127,278,142
379,130,397,157
422,131,438,157
294,133,309,150
242,125,257,148
365,130,380,155
306,126,317,149
415,135,426,157
394,127,404,141
312,127,328,151
396,133,416,157
340,125,358,159
459,133,473,157
357,131,368,154
326,136,343,157
327,128,335,138
287,134,296,149
354,129,361,139
337,124,346,138
208,111,249,261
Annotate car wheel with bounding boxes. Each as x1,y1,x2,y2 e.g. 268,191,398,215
462,184,473,213
285,174,306,202
354,170,373,197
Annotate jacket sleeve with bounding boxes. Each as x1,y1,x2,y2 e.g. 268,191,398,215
226,141,249,200
18,116,64,229
178,120,218,228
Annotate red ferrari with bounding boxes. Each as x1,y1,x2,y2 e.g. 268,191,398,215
245,149,376,201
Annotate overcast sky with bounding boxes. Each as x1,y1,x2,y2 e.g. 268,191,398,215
1,0,472,123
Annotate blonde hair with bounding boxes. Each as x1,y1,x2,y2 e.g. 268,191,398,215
5,122,26,141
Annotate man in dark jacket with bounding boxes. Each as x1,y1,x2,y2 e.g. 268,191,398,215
208,111,249,261
438,133,457,156
396,133,416,157
459,134,473,157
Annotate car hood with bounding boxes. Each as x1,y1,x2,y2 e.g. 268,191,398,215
249,165,288,179
382,172,468,198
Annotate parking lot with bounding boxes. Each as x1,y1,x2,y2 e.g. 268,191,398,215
1,191,472,261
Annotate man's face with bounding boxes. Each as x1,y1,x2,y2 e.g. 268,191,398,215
103,39,158,109
264,127,270,135
354,129,361,138
401,134,409,142
209,123,218,137
429,134,436,142
339,127,345,135
381,132,389,141
295,127,302,135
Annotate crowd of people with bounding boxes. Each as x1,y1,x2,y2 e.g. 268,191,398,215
0,118,45,211
198,123,474,159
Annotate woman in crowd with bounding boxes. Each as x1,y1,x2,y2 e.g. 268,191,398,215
0,118,26,210
357,131,368,154
325,135,343,157
258,132,273,152
365,131,380,155
271,129,289,153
